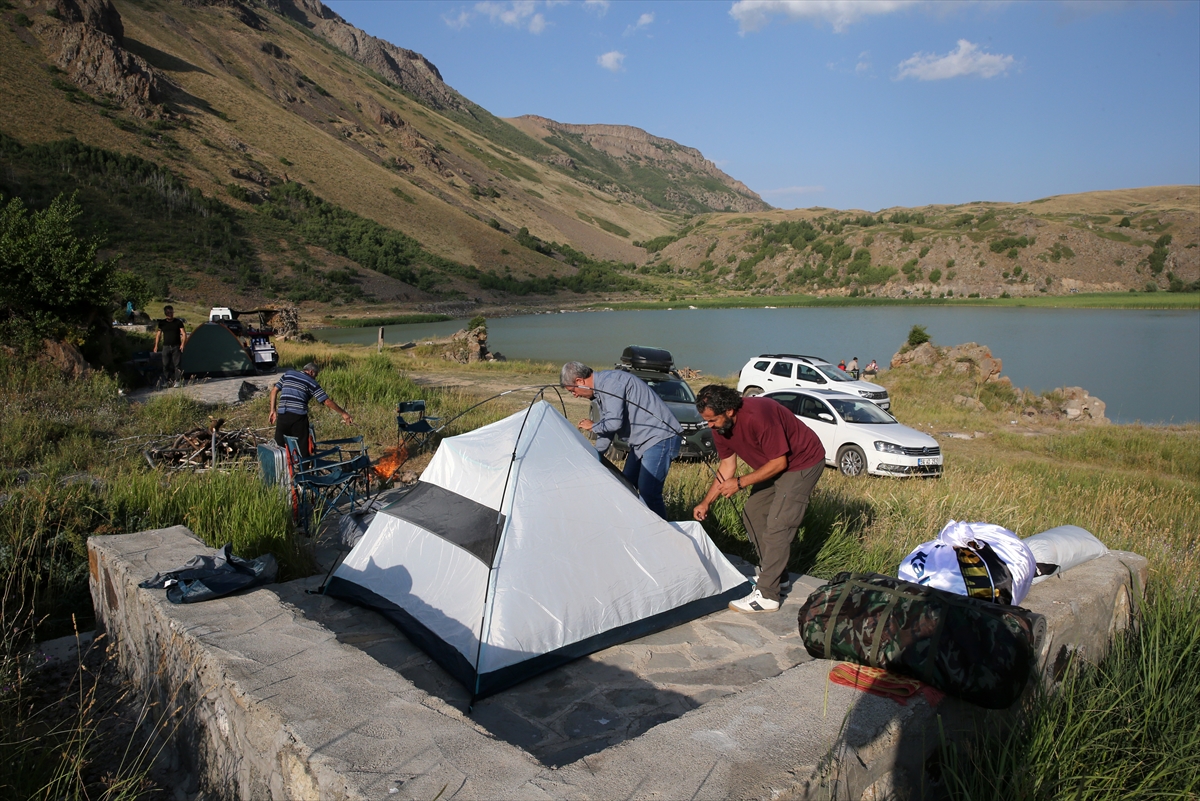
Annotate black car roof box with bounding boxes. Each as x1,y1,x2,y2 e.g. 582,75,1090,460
621,345,674,372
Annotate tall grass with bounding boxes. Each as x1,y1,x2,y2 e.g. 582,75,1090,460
940,582,1200,799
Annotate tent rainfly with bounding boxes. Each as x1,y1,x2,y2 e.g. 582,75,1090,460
179,322,256,378
326,401,749,698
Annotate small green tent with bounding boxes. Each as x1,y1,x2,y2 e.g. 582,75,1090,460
180,323,256,378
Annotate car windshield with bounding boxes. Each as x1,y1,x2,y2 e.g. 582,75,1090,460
817,365,853,382
646,378,696,404
828,398,895,424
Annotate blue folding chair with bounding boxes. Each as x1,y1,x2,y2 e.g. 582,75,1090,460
283,435,371,532
396,400,441,453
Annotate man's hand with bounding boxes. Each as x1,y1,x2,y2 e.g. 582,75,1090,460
693,501,710,522
341,412,354,425
268,410,277,424
717,476,742,498
577,418,594,432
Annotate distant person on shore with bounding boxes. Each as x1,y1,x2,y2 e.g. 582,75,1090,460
692,385,824,613
152,305,188,388
561,361,681,520
837,359,847,371
847,357,859,379
864,359,879,377
269,362,354,459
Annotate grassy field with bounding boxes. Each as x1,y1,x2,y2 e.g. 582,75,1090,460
1,343,1196,798
594,290,1200,311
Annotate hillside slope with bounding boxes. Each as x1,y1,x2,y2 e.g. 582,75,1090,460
636,187,1198,300
0,0,1194,314
0,0,757,309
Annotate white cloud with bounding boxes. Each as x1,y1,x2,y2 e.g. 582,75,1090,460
760,185,825,197
896,39,1014,80
730,0,919,34
597,50,625,72
443,9,472,30
584,0,610,15
625,12,654,36
473,1,549,33
855,51,871,75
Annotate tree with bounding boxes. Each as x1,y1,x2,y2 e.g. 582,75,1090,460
907,325,931,348
0,193,116,347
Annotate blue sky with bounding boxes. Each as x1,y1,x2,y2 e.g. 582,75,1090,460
325,1,1200,212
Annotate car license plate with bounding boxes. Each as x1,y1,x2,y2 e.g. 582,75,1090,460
918,457,941,466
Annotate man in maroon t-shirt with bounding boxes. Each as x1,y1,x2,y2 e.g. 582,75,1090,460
693,385,825,613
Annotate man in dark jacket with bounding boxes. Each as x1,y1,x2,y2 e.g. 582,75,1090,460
152,305,188,387
693,385,824,613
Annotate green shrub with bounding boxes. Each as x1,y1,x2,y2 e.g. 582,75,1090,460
928,268,942,284
900,228,915,244
0,193,116,347
907,325,930,348
1118,216,1131,227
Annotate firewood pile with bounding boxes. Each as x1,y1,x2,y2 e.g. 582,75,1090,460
142,418,263,469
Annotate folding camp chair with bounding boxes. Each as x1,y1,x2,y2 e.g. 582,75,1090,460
283,435,371,532
396,400,441,453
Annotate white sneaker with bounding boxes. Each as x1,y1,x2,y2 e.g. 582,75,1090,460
729,588,780,613
752,567,791,592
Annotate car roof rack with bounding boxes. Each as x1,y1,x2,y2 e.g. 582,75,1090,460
757,354,827,363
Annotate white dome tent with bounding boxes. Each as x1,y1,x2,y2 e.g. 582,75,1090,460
326,401,749,699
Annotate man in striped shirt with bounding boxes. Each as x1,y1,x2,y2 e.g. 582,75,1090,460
268,362,353,457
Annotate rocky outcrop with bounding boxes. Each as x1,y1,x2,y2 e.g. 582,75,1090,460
443,325,502,364
892,340,1107,423
40,339,91,379
512,115,770,213
41,0,165,117
279,2,466,113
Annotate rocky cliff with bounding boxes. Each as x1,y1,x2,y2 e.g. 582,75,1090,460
37,0,166,117
511,115,770,214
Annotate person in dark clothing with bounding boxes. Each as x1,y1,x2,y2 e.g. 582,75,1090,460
268,362,353,458
152,305,188,387
693,385,824,613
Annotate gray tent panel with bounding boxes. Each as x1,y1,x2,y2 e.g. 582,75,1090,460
385,482,505,565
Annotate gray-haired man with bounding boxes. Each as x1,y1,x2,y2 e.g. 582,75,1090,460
561,361,682,519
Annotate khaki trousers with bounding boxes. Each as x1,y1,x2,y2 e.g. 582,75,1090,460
741,463,824,602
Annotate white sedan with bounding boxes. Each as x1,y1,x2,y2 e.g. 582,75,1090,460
763,389,942,477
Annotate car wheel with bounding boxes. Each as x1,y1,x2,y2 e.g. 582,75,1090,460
837,445,867,477
742,386,763,397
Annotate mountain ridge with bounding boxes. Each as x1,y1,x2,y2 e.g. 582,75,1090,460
0,0,1195,314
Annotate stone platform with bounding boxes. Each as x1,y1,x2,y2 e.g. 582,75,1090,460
88,527,1146,800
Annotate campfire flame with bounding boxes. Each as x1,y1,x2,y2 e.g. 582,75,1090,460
373,443,409,481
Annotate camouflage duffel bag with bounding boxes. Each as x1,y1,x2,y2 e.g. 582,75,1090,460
797,572,1046,709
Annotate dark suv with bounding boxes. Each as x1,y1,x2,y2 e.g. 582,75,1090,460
592,346,716,461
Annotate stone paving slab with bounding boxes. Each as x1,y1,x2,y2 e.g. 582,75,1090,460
89,526,1147,801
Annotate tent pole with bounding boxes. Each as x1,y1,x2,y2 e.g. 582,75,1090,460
469,398,541,709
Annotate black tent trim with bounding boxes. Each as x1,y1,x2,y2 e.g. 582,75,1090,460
383,482,505,566
325,575,751,700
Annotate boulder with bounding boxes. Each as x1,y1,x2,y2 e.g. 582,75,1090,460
1057,387,1108,423
41,339,90,379
891,341,939,368
952,394,986,412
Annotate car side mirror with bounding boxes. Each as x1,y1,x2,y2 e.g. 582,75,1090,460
818,413,835,423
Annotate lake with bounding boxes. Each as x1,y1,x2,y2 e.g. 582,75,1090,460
316,307,1200,425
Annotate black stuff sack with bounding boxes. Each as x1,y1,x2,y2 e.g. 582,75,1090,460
797,572,1045,709
139,543,278,604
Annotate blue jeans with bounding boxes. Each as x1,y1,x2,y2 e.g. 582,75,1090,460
623,436,680,520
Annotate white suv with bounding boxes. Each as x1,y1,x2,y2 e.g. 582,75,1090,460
736,353,890,410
